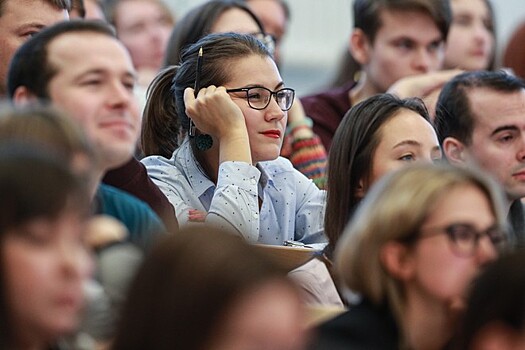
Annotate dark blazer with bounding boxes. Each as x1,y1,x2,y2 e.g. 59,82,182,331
308,299,400,350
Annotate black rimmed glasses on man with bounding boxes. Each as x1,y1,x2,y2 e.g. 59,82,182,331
226,87,295,111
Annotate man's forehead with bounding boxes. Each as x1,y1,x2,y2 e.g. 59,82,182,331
468,87,525,126
47,31,135,75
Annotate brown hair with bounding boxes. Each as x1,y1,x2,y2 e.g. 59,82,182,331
112,225,291,350
353,0,451,43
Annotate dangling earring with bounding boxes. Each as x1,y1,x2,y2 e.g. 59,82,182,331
196,134,213,151
189,119,213,151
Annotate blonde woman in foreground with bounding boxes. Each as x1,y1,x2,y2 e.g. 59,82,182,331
310,164,508,350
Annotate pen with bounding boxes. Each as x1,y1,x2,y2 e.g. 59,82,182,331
189,47,203,137
194,47,203,97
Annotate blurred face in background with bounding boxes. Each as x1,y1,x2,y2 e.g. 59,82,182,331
211,7,261,35
355,9,445,94
3,211,92,347
245,0,287,65
209,280,308,350
114,0,174,74
0,0,68,95
210,8,276,60
444,0,494,70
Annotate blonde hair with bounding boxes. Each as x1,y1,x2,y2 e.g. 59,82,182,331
335,163,507,335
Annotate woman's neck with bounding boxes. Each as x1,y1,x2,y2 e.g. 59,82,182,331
402,290,456,350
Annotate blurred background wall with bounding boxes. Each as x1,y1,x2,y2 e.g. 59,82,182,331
164,0,525,96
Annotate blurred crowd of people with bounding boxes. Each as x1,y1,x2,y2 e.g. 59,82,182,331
2,1,525,349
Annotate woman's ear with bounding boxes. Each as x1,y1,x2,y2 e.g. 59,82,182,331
380,241,415,281
349,29,372,66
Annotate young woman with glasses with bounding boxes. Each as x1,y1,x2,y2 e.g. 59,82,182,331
310,164,508,350
142,33,325,245
141,0,327,189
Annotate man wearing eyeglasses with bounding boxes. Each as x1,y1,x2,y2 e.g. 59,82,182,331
435,70,525,247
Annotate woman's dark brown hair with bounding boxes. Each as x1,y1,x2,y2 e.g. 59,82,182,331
111,225,289,350
325,93,430,256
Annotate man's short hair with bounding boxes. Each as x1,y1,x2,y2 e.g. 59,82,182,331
434,70,525,146
353,0,452,43
7,20,115,99
0,0,71,17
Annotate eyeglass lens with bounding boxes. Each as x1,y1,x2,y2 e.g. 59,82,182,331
247,87,294,111
447,224,506,255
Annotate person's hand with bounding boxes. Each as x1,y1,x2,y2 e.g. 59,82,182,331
387,69,463,99
184,86,252,164
188,209,207,222
184,86,247,141
84,215,128,249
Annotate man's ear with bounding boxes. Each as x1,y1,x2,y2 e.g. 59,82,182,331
380,241,415,281
442,137,468,165
349,29,371,65
12,86,38,106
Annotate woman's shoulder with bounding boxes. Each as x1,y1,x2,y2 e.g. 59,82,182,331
310,300,399,350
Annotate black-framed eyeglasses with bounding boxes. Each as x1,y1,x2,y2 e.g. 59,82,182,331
226,87,295,111
250,32,276,56
418,223,508,257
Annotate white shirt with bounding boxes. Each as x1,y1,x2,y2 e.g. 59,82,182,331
142,140,326,245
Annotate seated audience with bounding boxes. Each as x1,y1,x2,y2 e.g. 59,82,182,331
301,0,454,150
310,164,508,349
112,226,308,350
143,0,327,188
0,105,143,343
142,33,326,245
8,20,172,240
291,94,440,306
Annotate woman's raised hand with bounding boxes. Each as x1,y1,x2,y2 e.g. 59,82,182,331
184,86,252,164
